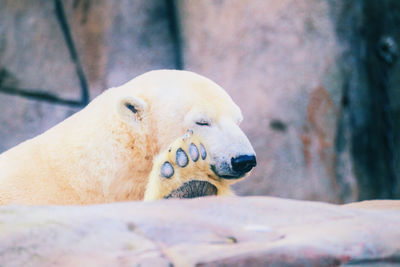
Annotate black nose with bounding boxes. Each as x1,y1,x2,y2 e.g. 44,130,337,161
231,155,257,174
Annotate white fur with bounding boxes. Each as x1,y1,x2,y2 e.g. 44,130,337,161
0,70,254,205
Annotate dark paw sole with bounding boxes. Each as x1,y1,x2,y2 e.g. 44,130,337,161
164,180,218,199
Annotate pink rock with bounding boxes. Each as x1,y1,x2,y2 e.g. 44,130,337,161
0,197,399,266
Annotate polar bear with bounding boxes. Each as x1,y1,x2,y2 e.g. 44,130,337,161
0,70,256,205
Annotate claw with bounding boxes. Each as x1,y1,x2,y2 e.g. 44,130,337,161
183,129,194,140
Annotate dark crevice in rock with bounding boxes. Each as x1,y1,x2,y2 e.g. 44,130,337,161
0,0,90,108
165,0,183,70
0,69,83,106
347,256,400,265
54,0,89,106
0,86,85,107
333,0,400,200
356,0,399,199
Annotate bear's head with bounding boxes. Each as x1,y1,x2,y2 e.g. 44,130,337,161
115,70,256,180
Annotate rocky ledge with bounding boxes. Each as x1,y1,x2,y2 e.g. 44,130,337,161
0,197,399,266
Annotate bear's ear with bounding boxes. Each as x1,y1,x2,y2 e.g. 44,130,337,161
116,96,148,127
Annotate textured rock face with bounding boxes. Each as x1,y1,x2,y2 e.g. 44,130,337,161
0,0,176,152
0,197,399,266
0,95,78,153
0,0,81,152
62,0,177,97
1,0,400,202
177,0,354,203
0,0,82,100
333,0,400,200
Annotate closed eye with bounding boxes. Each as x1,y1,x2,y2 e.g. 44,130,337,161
196,121,211,126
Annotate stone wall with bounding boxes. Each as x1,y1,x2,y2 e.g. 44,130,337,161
177,0,353,203
1,0,399,202
0,0,176,151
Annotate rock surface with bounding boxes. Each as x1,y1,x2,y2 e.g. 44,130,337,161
0,0,81,152
0,0,82,100
63,0,177,97
177,0,355,203
1,0,400,202
0,0,176,152
0,197,399,266
0,95,78,153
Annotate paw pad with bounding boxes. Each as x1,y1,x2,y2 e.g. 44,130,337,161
200,143,207,160
161,162,174,178
176,148,189,167
159,137,208,181
145,132,222,201
188,143,199,162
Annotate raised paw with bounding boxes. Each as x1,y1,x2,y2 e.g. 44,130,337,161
144,131,232,200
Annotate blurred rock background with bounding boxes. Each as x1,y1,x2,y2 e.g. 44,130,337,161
0,0,399,203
